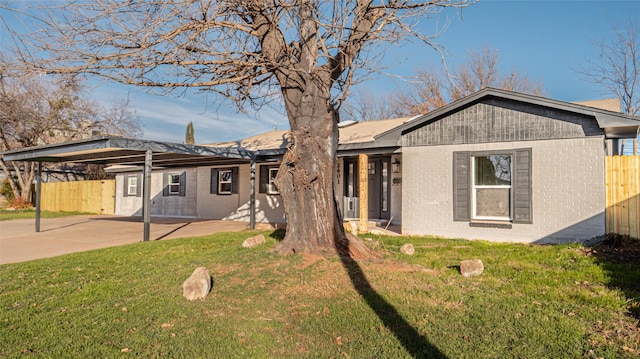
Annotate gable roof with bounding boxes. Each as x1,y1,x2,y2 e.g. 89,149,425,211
377,88,640,142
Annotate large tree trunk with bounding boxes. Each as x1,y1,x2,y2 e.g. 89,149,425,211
272,83,372,260
0,159,35,204
17,161,35,204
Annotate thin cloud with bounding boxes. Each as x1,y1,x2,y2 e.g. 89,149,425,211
132,93,289,144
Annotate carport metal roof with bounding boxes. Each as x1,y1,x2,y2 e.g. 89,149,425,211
1,136,255,167
1,136,258,242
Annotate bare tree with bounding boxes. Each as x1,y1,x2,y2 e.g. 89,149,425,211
580,17,639,154
340,89,405,121
0,56,141,202
5,0,471,257
357,46,544,119
393,66,448,115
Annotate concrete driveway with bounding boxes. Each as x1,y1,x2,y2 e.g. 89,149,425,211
0,215,249,265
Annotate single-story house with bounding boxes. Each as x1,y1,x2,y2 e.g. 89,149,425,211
108,116,409,227
376,88,639,243
4,88,639,243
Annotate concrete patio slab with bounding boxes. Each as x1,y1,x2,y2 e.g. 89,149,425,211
0,215,249,265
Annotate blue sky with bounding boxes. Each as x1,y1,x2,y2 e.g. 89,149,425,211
2,1,638,144
379,0,638,103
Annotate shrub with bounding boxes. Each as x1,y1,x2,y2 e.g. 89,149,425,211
0,179,15,203
9,196,33,209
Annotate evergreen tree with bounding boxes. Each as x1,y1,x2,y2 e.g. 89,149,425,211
185,121,195,144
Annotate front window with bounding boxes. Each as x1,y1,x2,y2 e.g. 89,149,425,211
127,176,138,196
168,174,181,195
472,155,512,220
268,168,279,195
218,169,233,195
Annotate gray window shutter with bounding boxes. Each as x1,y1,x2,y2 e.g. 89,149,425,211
179,172,186,197
210,168,218,194
453,152,470,222
259,165,268,193
162,173,169,196
135,174,142,197
513,148,532,224
123,176,129,197
231,167,239,194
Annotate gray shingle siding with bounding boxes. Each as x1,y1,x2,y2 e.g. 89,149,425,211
401,100,604,147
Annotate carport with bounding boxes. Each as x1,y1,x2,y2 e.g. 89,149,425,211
2,136,257,241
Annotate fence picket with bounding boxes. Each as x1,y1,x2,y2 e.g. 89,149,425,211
41,180,115,214
606,156,640,239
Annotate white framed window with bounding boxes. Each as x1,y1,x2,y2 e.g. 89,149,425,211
168,174,181,195
124,174,141,197
259,164,280,195
127,176,138,196
268,168,279,195
472,154,512,221
163,172,186,197
211,167,238,195
218,169,233,194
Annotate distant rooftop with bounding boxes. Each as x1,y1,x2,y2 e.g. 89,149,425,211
573,98,621,113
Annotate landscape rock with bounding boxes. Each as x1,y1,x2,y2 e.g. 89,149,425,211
182,267,212,301
242,234,266,248
349,221,359,236
400,243,415,255
460,259,484,277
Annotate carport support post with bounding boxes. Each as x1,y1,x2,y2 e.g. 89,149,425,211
249,159,256,230
142,150,152,241
35,161,42,232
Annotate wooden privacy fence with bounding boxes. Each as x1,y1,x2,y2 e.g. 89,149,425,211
41,180,115,214
606,156,640,239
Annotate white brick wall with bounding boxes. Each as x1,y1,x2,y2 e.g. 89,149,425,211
115,168,198,217
196,164,285,223
402,137,606,243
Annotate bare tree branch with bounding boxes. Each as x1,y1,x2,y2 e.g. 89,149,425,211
0,55,141,202
580,17,639,117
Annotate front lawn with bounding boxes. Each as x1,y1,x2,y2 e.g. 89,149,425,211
0,232,638,358
0,209,91,221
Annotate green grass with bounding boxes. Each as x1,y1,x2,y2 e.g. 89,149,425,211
1,232,638,358
0,209,91,221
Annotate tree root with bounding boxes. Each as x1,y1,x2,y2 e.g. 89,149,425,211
271,233,380,261
343,233,381,261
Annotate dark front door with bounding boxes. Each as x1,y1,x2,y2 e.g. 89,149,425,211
367,158,390,220
344,157,390,220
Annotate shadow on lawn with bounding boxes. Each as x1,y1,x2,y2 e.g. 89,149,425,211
269,229,446,358
585,236,640,320
338,252,447,358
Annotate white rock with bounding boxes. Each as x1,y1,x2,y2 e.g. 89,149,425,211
460,259,484,277
242,234,266,248
183,267,212,301
400,243,415,255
